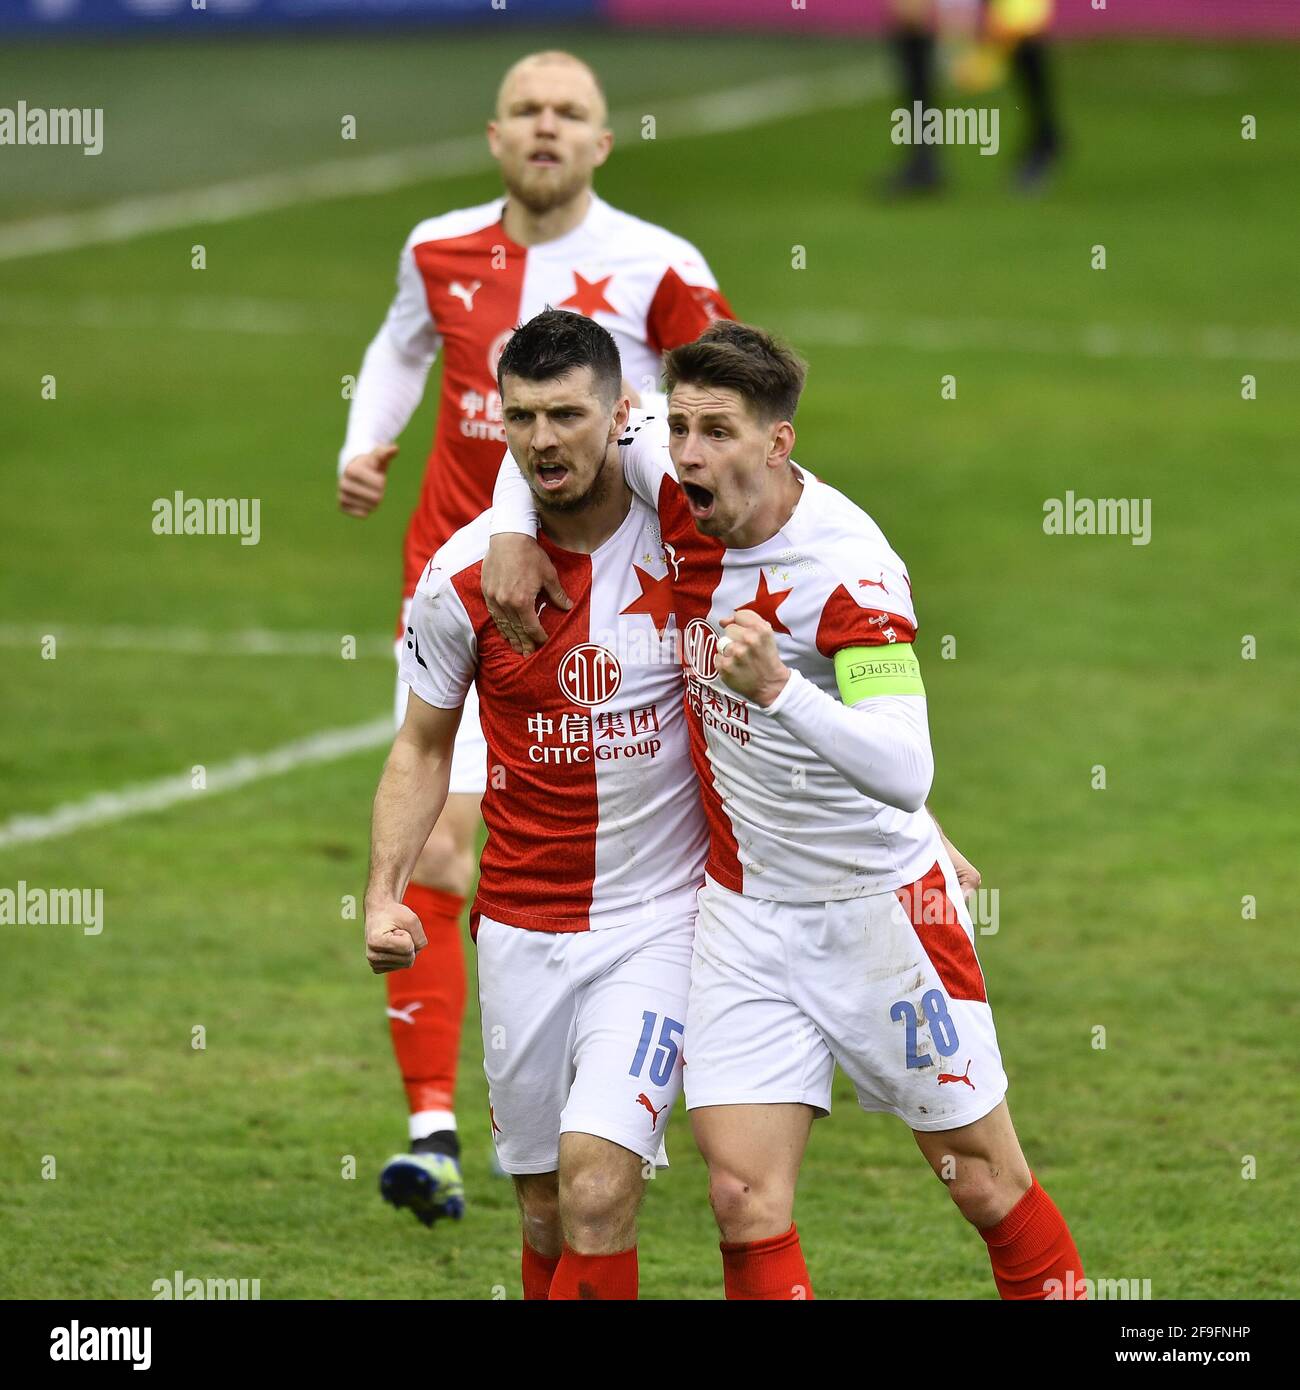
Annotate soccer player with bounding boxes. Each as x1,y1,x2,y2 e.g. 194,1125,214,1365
363,312,707,1300
485,321,1084,1300
336,49,731,1222
884,0,1062,195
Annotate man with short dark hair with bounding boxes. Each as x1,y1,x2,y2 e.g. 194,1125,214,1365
336,49,732,1225
486,319,1084,1300
363,311,705,1300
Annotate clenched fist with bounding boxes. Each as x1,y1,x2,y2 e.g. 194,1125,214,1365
338,443,398,518
364,898,427,973
715,608,791,708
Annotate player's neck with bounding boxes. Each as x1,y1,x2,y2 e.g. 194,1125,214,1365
502,187,593,247
539,451,632,555
726,468,805,550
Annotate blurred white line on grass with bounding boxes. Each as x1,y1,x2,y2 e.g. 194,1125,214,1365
0,624,394,658
0,64,885,264
9,294,1297,364
0,717,393,850
790,310,1300,362
0,293,345,337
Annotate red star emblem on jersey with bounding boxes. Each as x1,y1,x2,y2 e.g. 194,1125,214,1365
619,565,676,638
559,271,617,318
737,571,793,635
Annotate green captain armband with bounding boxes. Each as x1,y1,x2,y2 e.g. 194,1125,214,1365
834,643,926,703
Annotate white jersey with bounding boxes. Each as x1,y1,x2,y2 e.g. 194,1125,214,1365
491,412,943,902
400,497,707,933
372,192,732,599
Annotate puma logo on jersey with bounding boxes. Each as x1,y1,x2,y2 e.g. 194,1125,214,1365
635,1093,668,1130
449,280,482,311
386,1002,424,1025
405,627,428,671
937,1059,974,1089
858,573,889,593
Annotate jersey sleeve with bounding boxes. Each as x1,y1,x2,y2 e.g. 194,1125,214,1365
487,451,540,537
761,674,934,813
645,245,734,353
399,560,477,710
618,410,677,507
485,414,674,528
814,552,918,657
337,325,433,473
382,232,443,364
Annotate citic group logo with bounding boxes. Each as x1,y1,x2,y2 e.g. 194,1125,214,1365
558,644,623,707
683,619,718,682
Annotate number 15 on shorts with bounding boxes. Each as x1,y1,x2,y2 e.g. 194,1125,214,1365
628,1011,684,1087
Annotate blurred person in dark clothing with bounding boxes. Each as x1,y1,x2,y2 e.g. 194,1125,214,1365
884,0,1062,195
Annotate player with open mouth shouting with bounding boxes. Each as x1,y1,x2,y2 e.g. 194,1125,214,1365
485,317,1084,1300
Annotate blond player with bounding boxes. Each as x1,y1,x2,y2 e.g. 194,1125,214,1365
337,50,731,1221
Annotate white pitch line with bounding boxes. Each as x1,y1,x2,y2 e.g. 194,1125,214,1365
0,63,885,265
6,288,1295,365
788,310,1300,364
0,716,393,851
0,292,345,338
0,624,393,659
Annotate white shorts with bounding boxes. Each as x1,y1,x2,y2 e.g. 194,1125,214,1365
684,852,1008,1133
394,598,487,797
476,887,697,1175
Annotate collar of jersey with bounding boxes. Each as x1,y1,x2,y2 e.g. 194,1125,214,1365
495,192,607,256
536,490,643,565
719,461,817,558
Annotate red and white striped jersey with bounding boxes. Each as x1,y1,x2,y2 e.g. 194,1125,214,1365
493,413,944,902
383,193,732,599
628,424,942,899
400,498,707,934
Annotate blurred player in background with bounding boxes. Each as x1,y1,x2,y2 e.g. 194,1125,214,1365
885,0,1062,194
336,50,732,1225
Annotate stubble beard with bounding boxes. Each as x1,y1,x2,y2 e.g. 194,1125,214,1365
533,448,614,516
502,161,589,216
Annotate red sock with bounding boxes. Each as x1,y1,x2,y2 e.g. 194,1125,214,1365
522,1243,561,1301
385,884,467,1118
980,1175,1086,1299
720,1224,814,1300
548,1245,638,1300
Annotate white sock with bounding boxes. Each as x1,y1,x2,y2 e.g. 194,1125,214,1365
409,1109,457,1143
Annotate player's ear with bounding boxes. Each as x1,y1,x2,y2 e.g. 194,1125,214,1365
486,119,501,158
768,421,796,469
592,127,613,169
610,394,630,440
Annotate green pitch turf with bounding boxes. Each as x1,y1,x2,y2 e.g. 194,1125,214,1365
1,30,1296,1299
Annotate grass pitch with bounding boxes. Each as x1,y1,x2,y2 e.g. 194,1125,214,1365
0,30,1296,1299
